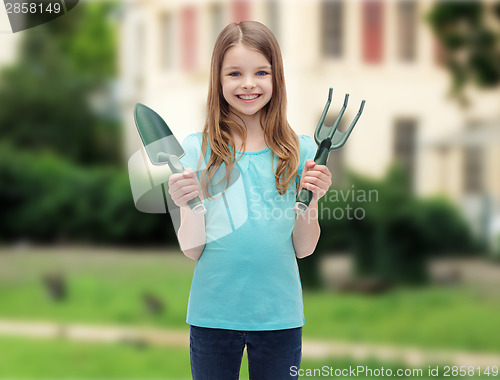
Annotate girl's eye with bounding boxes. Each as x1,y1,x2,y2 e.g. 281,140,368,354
257,71,268,76
229,72,240,77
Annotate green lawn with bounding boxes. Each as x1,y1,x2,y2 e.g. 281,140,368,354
2,335,486,379
0,248,194,329
303,286,500,352
1,248,499,354
0,335,193,379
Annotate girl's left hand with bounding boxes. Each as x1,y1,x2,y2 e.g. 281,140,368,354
299,159,332,202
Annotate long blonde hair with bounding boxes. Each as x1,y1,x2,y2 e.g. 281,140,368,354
200,21,299,197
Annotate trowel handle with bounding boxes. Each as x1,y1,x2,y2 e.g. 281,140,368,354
293,140,331,215
158,153,207,216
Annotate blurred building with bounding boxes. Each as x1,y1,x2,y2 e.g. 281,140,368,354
119,0,500,252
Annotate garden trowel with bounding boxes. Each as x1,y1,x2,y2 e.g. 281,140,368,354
133,103,206,216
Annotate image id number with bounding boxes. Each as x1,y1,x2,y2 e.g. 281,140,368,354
443,366,499,377
5,2,61,14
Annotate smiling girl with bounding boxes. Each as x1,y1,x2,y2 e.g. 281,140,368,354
168,21,332,379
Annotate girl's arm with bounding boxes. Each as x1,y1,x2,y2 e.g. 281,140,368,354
292,200,320,258
177,206,206,260
168,168,207,260
292,159,332,259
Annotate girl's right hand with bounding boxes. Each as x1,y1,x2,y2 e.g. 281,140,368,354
168,168,204,208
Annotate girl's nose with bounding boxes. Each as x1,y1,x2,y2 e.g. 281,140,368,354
242,77,256,89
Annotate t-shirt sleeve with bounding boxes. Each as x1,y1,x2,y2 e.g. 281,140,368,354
180,133,203,171
297,134,318,177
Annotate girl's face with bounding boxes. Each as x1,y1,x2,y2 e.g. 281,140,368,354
220,43,273,123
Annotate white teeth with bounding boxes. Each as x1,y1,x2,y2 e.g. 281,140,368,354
238,94,260,100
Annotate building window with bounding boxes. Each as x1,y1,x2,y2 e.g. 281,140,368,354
434,37,445,66
463,123,485,194
134,22,145,88
396,0,417,62
232,0,250,23
159,13,174,71
267,0,280,41
394,118,417,187
463,146,484,194
362,0,384,63
321,1,344,58
181,7,197,71
210,3,224,48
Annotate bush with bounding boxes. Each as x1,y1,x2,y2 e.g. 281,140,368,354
0,143,176,245
298,165,477,288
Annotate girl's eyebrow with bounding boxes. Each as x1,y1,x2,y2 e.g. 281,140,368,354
223,65,272,71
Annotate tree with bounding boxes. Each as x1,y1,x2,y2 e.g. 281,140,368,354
427,2,500,105
0,1,120,165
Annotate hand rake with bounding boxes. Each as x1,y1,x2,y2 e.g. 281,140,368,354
293,88,366,215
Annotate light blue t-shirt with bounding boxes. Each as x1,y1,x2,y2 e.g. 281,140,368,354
180,132,317,331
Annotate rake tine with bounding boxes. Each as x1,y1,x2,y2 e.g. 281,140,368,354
331,100,366,149
314,88,333,144
326,93,349,141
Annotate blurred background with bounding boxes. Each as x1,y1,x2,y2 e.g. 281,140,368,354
0,0,499,379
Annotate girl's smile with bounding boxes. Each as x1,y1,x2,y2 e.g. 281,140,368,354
220,43,273,122
236,93,262,102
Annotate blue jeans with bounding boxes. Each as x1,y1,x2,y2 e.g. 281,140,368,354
190,325,302,380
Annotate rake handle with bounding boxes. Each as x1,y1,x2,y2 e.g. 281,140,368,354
294,140,331,215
